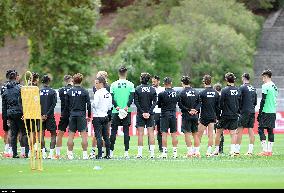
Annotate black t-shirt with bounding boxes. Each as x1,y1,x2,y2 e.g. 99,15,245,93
64,86,91,118
40,86,57,117
239,83,257,114
220,85,241,119
178,87,199,118
134,84,157,115
157,88,178,115
58,84,73,115
198,87,220,120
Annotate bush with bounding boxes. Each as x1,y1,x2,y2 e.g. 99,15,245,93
104,25,188,86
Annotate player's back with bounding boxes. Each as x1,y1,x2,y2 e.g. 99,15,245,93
40,86,57,116
135,84,156,114
199,87,220,119
158,88,178,114
262,81,278,113
178,87,199,115
239,83,257,114
220,85,240,119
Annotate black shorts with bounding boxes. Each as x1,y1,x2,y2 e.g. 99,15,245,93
160,112,177,133
154,113,161,127
42,117,56,131
182,115,198,133
69,116,87,133
111,113,131,127
239,112,255,128
218,117,238,130
259,113,276,129
200,118,216,127
2,117,9,132
58,116,69,132
136,114,154,128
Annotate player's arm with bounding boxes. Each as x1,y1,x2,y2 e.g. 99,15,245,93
134,89,144,114
149,90,157,115
63,92,70,117
86,90,92,119
177,93,189,111
2,93,8,119
92,92,100,111
194,92,201,113
108,93,113,111
219,89,225,111
157,92,163,108
127,92,134,108
253,90,257,107
46,90,57,117
215,92,221,119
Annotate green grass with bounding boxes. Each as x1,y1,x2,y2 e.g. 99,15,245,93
1,134,284,189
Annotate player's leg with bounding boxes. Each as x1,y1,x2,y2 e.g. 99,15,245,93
148,126,155,158
67,117,76,159
247,128,255,155
56,117,68,158
47,118,57,159
184,132,193,157
101,117,110,159
3,117,11,156
137,127,144,158
155,113,162,152
41,121,47,159
206,123,215,156
258,126,267,155
122,114,131,158
170,115,178,158
229,129,237,156
267,127,274,156
110,113,119,157
236,127,243,155
19,119,29,158
78,116,88,159
213,128,224,155
90,132,97,158
94,118,103,159
160,115,168,158
9,116,19,158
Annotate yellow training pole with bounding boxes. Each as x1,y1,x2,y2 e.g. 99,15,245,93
21,71,43,171
23,119,33,169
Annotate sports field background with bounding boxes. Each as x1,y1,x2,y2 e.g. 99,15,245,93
1,134,284,189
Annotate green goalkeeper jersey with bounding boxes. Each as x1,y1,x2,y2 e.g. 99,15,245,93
110,79,135,113
262,81,278,113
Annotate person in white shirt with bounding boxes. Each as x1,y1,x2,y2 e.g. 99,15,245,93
92,76,112,159
152,75,165,152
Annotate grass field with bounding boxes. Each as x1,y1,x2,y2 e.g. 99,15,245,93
1,134,284,189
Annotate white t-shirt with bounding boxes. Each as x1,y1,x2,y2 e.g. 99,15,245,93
153,86,165,114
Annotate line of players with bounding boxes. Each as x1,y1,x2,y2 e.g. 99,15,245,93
1,67,277,159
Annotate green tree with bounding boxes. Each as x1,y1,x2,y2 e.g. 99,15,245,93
114,0,180,31
12,0,107,87
0,0,17,46
104,25,188,86
168,0,262,86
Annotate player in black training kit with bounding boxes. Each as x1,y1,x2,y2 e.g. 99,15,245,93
198,75,220,157
178,76,201,158
55,75,73,159
134,73,157,159
157,77,179,159
64,73,92,160
2,71,29,158
213,72,241,156
40,75,57,159
235,73,257,156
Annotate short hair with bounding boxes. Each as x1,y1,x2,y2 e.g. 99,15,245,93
181,76,190,85
202,74,212,85
73,73,83,84
242,73,250,80
225,72,236,83
141,72,151,84
42,75,51,84
213,83,222,92
262,69,272,78
8,70,18,80
118,66,127,75
64,75,73,82
6,70,15,79
96,76,106,86
163,77,172,85
32,72,39,81
152,75,160,81
96,71,108,79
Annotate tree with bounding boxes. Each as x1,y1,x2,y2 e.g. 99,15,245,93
10,0,108,87
168,0,262,86
103,25,188,86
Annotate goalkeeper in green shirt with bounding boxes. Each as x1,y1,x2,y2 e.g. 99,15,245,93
257,69,278,156
110,66,135,159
